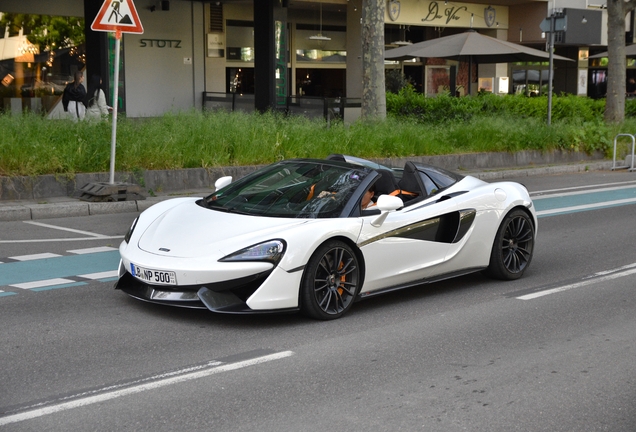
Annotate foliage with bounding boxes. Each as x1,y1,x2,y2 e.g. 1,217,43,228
0,13,85,53
0,109,626,177
385,70,411,94
387,88,607,123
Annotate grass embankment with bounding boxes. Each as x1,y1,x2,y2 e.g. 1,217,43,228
1,92,635,177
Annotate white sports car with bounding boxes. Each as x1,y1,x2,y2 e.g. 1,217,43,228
116,154,537,320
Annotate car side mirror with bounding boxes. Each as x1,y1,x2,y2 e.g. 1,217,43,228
371,195,403,227
214,176,233,191
376,195,403,211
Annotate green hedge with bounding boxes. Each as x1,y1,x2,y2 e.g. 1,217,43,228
386,86,610,123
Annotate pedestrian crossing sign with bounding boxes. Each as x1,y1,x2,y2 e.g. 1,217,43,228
91,0,144,34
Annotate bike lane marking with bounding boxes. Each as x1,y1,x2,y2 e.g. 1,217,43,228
23,221,112,238
8,253,62,261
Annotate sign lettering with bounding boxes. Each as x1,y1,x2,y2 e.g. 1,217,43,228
140,39,182,48
421,2,468,25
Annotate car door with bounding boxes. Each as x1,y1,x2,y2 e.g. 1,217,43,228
356,197,459,294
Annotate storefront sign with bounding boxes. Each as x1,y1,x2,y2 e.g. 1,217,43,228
139,39,182,48
386,1,508,29
421,3,467,25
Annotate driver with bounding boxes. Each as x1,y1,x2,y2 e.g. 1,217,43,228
361,183,376,210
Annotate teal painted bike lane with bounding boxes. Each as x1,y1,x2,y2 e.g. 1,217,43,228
0,251,120,287
533,186,636,217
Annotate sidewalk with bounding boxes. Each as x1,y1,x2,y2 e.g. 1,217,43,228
0,152,616,222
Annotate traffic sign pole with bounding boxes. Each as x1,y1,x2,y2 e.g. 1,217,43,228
109,30,121,184
539,14,565,126
72,0,146,200
90,0,144,185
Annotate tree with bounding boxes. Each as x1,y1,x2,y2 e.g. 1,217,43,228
605,0,636,122
0,13,85,56
361,0,386,120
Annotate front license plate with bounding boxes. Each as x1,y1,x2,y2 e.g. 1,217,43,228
131,263,176,285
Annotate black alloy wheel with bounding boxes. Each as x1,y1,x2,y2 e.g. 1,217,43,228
301,240,360,320
485,209,535,280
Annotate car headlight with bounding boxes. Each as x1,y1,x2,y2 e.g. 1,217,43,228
124,217,138,244
220,239,286,264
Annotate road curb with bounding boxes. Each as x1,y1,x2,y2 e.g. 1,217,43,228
0,155,617,222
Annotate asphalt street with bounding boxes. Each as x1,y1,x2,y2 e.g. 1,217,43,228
0,169,635,431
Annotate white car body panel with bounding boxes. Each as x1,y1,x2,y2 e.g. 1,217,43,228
357,197,458,292
245,266,304,310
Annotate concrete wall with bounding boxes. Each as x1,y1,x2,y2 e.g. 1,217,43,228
508,2,547,44
122,0,205,117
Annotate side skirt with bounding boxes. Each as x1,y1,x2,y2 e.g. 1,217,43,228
357,267,486,300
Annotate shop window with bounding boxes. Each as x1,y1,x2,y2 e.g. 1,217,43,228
512,69,549,97
588,69,607,99
425,65,450,97
226,20,254,62
296,68,344,97
295,24,346,63
226,67,254,94
295,49,345,63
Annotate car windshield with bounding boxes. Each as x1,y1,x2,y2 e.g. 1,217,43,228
200,160,372,218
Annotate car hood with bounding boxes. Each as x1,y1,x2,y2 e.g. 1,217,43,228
137,200,308,258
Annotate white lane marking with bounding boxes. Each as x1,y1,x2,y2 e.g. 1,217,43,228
78,270,118,280
11,278,76,289
23,221,110,238
0,236,124,244
68,246,118,254
531,181,636,197
517,267,636,300
535,197,636,216
9,253,62,261
584,262,636,278
0,351,295,426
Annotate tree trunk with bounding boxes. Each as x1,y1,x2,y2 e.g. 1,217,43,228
361,0,386,121
605,0,629,123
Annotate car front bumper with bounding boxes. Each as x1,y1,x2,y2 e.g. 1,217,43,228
115,261,303,314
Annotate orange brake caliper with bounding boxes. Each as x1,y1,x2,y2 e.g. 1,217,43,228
338,261,345,295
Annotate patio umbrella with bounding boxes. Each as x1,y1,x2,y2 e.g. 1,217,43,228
385,30,572,63
588,44,636,59
385,30,573,93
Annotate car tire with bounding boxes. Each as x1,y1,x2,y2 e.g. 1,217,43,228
484,209,535,280
301,240,360,320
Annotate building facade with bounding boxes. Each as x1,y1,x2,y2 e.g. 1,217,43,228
0,0,627,118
